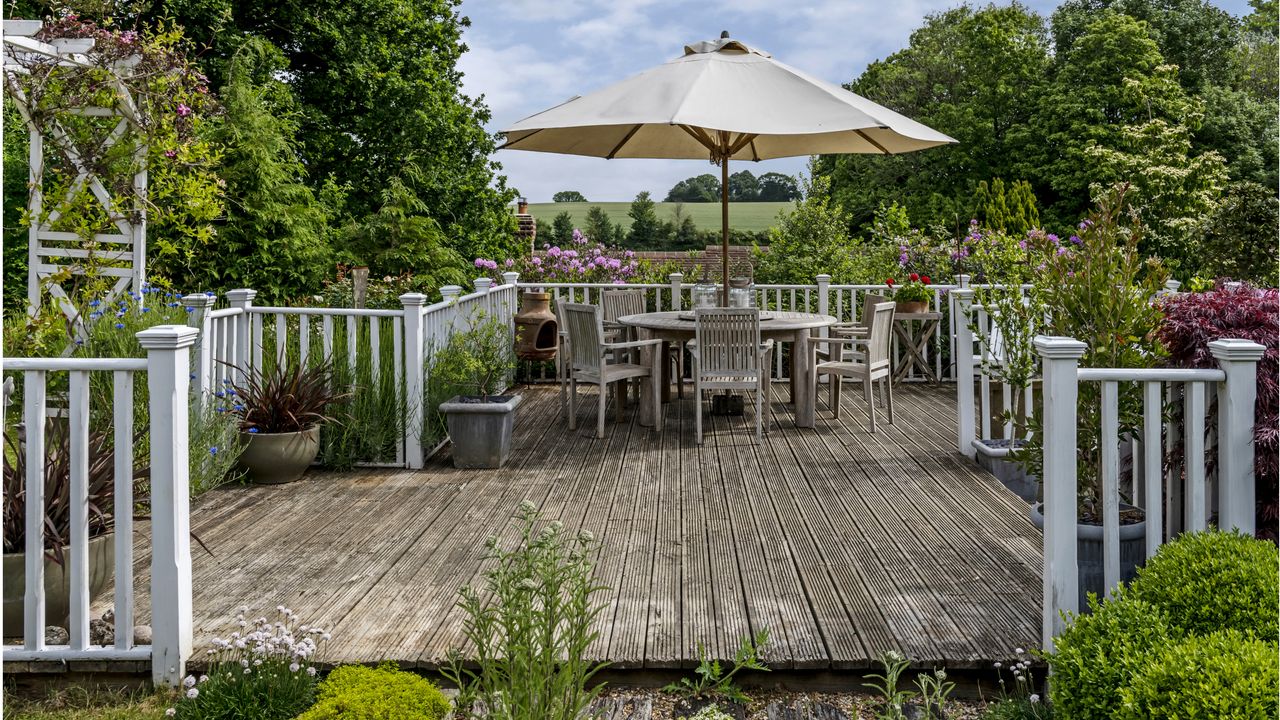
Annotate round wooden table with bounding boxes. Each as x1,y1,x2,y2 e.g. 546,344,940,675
617,310,837,428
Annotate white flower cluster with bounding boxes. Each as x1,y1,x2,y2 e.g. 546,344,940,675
201,605,330,675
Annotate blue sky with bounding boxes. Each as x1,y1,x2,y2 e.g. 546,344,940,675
458,0,1252,203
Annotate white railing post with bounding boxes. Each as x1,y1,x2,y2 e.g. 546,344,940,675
225,289,256,382
953,288,976,457
1163,279,1181,295
502,271,519,288
1035,335,1086,650
137,325,198,687
474,277,493,293
439,285,462,303
1209,339,1264,535
669,272,683,311
183,293,214,398
400,293,428,469
816,274,830,317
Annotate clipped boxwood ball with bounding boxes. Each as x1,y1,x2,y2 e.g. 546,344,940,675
1120,630,1279,719
295,663,450,720
1048,592,1175,720
1129,529,1279,640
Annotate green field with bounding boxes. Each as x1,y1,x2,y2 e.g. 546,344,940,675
527,201,793,233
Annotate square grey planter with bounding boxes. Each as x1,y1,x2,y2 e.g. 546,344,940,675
973,438,1039,503
440,394,522,469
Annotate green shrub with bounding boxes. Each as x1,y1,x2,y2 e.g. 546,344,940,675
297,663,450,720
1119,630,1279,719
1046,592,1174,720
1128,529,1279,640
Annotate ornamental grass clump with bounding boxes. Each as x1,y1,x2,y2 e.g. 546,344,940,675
170,606,328,720
231,359,347,434
444,502,608,720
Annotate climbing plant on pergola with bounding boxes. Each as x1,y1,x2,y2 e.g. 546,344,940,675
2,16,220,340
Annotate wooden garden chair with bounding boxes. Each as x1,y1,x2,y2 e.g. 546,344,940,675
688,308,774,444
812,301,896,432
559,301,664,438
602,288,684,398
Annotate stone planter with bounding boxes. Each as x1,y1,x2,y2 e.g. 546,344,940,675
973,438,1038,503
440,394,522,469
1030,502,1146,611
895,300,928,314
3,533,114,638
236,426,320,484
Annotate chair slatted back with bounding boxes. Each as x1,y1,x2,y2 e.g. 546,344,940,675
861,293,891,327
602,289,646,324
866,302,895,371
560,302,605,374
694,308,763,381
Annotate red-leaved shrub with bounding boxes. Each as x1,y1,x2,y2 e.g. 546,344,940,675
1157,282,1279,540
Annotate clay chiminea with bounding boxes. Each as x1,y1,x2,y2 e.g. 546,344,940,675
514,291,558,360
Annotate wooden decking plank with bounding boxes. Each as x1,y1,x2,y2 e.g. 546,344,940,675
645,393,684,667
701,403,756,662
679,395,719,666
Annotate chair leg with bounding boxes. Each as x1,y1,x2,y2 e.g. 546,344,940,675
695,382,704,445
675,345,685,399
597,383,607,439
652,370,663,432
885,376,895,425
755,379,764,443
878,377,887,408
830,374,842,418
865,377,877,433
617,380,626,422
568,376,577,430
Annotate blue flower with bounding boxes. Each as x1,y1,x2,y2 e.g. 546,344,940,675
168,302,179,307
141,307,151,313
226,389,236,396
214,391,225,398
248,427,260,434
116,311,126,318
233,404,244,411
205,291,215,297
90,311,103,319
114,323,125,329
89,300,101,308
222,379,231,385
75,339,84,345
209,446,218,455
215,406,226,413
185,307,195,313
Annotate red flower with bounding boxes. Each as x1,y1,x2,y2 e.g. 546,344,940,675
885,278,895,286
909,272,919,282
921,275,931,284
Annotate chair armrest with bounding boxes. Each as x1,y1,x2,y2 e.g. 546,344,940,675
605,338,665,350
810,335,870,346
758,339,776,355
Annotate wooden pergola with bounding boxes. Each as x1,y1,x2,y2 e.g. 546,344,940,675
2,19,146,337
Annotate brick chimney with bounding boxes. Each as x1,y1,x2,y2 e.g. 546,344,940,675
515,196,536,252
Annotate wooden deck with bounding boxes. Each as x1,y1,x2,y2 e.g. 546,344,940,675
132,383,1042,671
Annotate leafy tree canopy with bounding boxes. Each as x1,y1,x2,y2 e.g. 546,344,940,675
553,190,587,202
728,170,760,201
665,173,722,202
756,172,801,201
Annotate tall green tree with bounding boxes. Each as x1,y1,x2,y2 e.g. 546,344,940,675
550,211,575,246
584,206,616,245
1022,11,1227,268
813,3,1051,232
553,190,587,202
626,191,664,246
192,38,332,302
757,172,801,202
151,0,519,263
728,170,760,201
665,174,721,202
1050,0,1240,91
971,179,1041,235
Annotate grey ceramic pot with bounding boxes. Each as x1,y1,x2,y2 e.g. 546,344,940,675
440,394,522,469
3,532,114,639
1030,502,1147,611
236,426,321,484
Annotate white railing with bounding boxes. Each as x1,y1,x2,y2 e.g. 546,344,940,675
519,272,979,383
1035,335,1264,650
186,277,520,471
1,326,197,686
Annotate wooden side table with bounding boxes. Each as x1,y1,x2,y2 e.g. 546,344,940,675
892,311,942,383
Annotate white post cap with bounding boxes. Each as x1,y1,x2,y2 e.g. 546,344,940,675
181,293,214,308
438,286,462,300
502,271,519,286
1209,338,1266,362
474,277,494,292
136,325,200,350
1033,335,1087,359
815,274,831,283
398,293,428,306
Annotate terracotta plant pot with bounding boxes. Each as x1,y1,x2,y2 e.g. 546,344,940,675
895,300,928,314
235,426,321,484
3,532,114,639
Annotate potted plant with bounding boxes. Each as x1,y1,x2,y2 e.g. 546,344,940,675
2,420,146,635
432,313,519,469
887,273,931,313
231,359,347,484
971,282,1047,502
1016,185,1169,608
